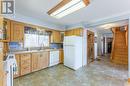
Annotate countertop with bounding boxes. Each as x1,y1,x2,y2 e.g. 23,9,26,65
11,48,63,54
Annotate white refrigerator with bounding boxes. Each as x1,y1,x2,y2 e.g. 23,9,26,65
63,36,83,70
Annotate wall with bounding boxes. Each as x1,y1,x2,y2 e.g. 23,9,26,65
82,29,87,66
97,32,103,56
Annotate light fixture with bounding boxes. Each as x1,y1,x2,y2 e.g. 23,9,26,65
100,24,118,29
48,0,90,19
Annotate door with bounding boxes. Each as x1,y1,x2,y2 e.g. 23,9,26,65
87,30,94,64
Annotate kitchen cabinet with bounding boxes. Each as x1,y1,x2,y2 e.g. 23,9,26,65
20,54,31,75
0,62,5,86
14,51,49,77
3,19,11,41
51,30,61,43
59,50,64,63
14,54,20,78
11,21,24,42
32,53,39,72
38,52,49,70
65,28,83,36
32,52,49,72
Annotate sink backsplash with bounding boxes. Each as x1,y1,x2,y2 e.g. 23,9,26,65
9,42,25,52
9,42,63,52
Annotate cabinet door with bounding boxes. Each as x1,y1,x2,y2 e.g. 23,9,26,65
20,54,31,76
59,50,64,63
42,52,49,68
4,19,11,41
65,28,83,36
0,62,5,86
32,53,39,72
65,31,69,36
38,52,49,70
14,54,20,78
51,31,61,43
11,21,24,42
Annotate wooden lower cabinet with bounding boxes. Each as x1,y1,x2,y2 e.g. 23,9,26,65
59,50,64,63
15,51,50,77
0,62,6,86
14,54,20,78
38,52,49,70
32,53,39,72
20,54,31,76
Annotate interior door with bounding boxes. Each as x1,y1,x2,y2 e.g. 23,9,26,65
87,30,95,64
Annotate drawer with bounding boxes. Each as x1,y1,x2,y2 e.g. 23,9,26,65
21,53,31,57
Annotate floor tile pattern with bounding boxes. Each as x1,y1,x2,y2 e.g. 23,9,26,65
14,56,128,86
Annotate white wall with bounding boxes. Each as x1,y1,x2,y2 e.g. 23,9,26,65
97,32,103,56
82,29,87,66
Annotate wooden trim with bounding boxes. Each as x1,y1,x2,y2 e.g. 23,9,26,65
48,0,71,15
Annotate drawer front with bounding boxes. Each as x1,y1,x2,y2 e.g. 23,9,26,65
21,53,31,58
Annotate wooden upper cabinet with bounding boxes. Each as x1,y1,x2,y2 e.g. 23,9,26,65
3,19,11,41
65,28,83,36
11,21,24,42
51,30,61,43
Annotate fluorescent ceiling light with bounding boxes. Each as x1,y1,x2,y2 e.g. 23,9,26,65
48,0,90,19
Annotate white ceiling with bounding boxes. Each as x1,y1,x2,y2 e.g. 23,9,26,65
16,0,130,26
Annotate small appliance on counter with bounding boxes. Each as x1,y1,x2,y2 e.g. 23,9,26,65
4,53,18,86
